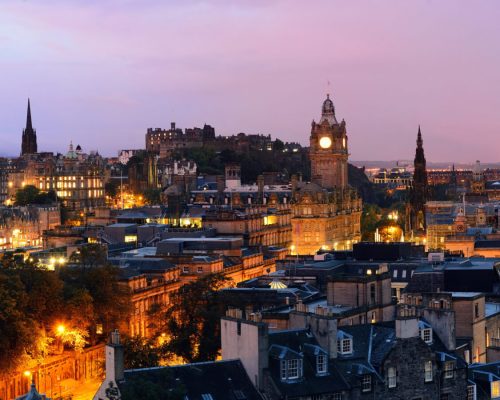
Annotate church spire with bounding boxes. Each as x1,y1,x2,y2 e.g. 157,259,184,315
21,98,37,155
417,125,422,147
26,98,33,131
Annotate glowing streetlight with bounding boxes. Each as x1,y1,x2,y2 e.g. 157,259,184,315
56,324,66,335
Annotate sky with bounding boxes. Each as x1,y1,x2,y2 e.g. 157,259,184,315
0,0,499,163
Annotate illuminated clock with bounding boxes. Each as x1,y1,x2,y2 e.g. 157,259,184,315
319,136,332,149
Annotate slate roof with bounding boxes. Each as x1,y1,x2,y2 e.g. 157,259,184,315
266,329,349,397
475,240,500,249
118,360,263,400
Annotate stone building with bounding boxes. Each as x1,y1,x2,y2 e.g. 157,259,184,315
220,304,468,400
187,95,362,255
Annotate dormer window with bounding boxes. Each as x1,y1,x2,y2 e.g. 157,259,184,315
317,353,327,374
287,359,301,379
280,358,303,381
418,321,433,344
337,330,353,355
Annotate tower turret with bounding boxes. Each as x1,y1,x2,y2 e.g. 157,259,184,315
309,94,348,189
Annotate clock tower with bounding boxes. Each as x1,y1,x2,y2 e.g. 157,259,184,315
309,94,348,189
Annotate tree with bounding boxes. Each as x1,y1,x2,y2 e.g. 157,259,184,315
15,185,40,205
158,273,230,363
69,243,109,267
123,336,164,369
60,263,131,345
0,269,40,373
143,188,162,205
14,185,56,206
105,181,119,198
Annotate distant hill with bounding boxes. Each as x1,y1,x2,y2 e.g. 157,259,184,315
348,164,375,203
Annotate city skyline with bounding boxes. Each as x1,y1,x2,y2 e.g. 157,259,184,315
1,0,500,162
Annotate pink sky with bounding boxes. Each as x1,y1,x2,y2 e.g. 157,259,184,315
0,0,499,162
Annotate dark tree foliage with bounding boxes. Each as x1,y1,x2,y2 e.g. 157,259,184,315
62,245,131,344
143,188,162,205
122,336,164,369
105,180,119,198
158,273,230,363
0,245,131,373
14,185,57,206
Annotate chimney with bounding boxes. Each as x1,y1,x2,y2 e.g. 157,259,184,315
395,306,419,339
216,175,225,203
257,175,264,203
221,311,268,390
171,122,176,130
106,329,124,382
289,307,338,359
291,174,298,195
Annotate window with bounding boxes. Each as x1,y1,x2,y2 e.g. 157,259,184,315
370,284,376,303
317,354,327,374
387,366,396,388
492,380,500,398
402,270,407,279
424,361,433,382
444,361,454,379
393,269,398,278
287,359,301,379
280,360,287,380
332,394,342,400
182,266,189,273
337,338,352,355
475,303,480,318
421,328,433,344
361,375,372,392
197,266,203,273
440,394,449,400
467,385,476,400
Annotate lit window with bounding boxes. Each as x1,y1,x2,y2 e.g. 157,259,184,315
492,381,500,398
424,360,433,382
182,266,189,273
317,354,327,374
332,394,342,400
387,367,396,388
197,266,203,273
361,375,372,392
393,269,398,278
444,361,454,379
402,270,407,279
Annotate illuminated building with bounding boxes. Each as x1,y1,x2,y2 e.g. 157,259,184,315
188,95,362,255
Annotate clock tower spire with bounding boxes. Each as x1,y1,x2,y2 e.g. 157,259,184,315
309,94,348,189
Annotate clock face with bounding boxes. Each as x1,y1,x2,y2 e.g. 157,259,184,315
319,136,332,149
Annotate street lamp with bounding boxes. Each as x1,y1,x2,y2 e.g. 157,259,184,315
23,370,31,392
56,324,65,335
